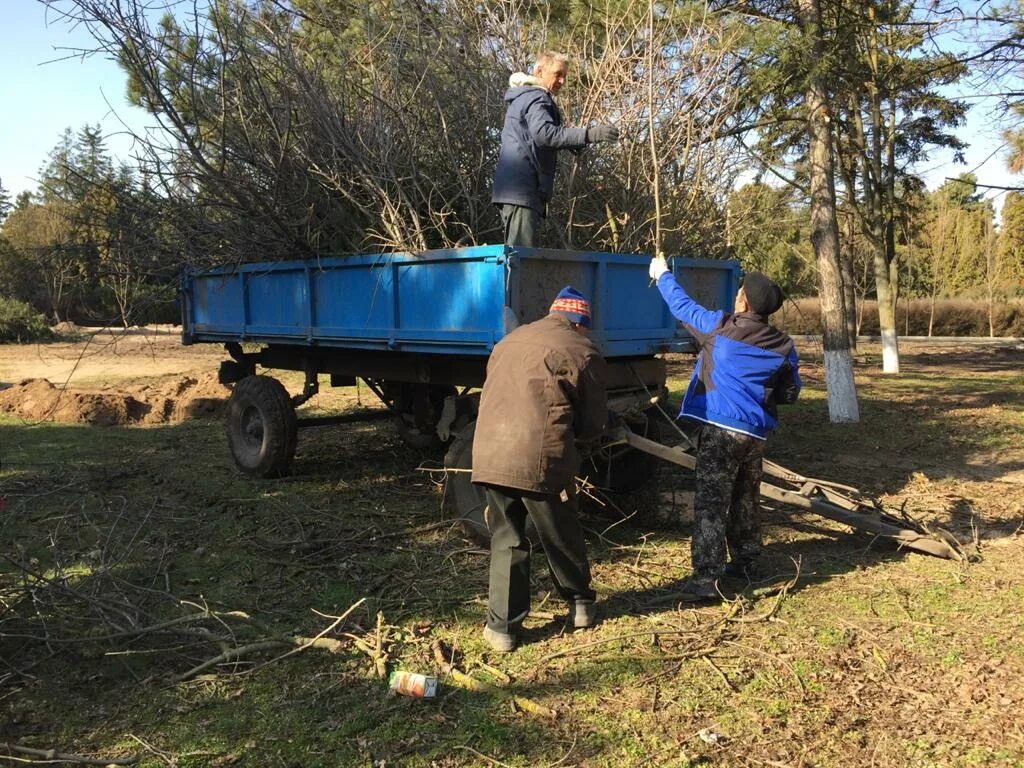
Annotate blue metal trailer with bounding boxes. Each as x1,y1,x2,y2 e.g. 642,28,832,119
180,244,739,483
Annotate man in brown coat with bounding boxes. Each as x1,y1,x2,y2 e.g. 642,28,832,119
472,286,607,653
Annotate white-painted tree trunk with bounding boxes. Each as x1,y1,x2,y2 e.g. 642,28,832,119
880,327,900,374
824,348,860,423
800,0,860,423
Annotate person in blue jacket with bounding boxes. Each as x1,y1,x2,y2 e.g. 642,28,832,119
649,255,802,599
492,51,619,246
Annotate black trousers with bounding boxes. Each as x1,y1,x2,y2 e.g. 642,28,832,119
483,485,595,634
500,204,540,247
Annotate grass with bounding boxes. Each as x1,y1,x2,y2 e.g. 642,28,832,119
2,343,1024,766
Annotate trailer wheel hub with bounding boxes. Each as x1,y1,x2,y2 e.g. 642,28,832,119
240,406,265,448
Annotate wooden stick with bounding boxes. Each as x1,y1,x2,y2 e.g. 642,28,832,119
1,742,138,765
258,599,365,668
169,640,290,683
431,642,556,719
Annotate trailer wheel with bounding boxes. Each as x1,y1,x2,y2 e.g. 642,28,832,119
226,375,298,478
585,409,663,494
443,421,538,546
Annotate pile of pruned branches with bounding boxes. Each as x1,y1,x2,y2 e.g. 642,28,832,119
45,0,747,265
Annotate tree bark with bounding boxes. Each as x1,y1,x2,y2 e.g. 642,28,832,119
798,0,859,423
839,210,858,347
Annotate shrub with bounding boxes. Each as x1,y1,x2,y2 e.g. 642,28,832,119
0,296,55,343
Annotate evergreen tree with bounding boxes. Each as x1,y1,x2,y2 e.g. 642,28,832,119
0,178,11,223
919,173,995,333
727,182,815,295
831,0,967,373
996,191,1024,294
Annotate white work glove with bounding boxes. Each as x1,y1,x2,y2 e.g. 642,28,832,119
649,255,669,281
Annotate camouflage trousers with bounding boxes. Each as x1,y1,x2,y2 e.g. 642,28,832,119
691,424,766,582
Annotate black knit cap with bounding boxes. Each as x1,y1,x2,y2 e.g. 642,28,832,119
742,272,783,315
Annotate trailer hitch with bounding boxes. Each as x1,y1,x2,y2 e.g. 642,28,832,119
610,426,970,561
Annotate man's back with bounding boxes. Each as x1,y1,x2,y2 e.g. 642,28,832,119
471,314,606,494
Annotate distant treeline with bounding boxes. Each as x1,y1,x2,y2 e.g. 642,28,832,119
776,298,1024,338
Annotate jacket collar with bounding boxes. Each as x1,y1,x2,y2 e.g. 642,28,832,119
733,311,770,324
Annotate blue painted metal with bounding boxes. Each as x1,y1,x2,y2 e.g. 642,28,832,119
180,245,740,359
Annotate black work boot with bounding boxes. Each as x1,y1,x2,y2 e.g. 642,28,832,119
723,559,761,582
569,599,597,629
483,626,517,653
681,576,720,602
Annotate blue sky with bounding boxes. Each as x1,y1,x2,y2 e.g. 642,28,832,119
0,0,151,198
1,0,1020,212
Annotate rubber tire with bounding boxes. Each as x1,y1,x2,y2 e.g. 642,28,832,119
443,421,538,546
226,375,298,478
584,410,663,494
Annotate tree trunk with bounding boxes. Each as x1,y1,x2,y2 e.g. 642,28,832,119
873,237,900,372
799,0,859,423
839,212,858,347
877,63,900,373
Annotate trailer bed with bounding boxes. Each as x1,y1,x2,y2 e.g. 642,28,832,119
181,245,740,359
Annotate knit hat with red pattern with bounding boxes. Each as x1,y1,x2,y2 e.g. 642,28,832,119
549,285,592,328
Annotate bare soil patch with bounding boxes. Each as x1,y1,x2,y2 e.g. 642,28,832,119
0,373,230,425
0,326,232,425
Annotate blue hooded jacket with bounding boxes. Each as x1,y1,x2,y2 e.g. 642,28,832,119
491,80,588,215
656,272,801,439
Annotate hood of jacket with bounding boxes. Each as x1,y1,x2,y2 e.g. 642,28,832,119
504,72,546,102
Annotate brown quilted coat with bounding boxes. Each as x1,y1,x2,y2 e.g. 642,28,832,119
471,314,607,494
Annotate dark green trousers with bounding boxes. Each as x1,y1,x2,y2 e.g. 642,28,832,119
500,204,540,247
483,485,595,634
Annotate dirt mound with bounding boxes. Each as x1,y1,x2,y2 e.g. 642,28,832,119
0,374,231,426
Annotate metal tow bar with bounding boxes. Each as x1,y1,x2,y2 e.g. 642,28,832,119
616,427,966,561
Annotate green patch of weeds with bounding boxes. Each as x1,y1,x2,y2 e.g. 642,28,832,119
940,648,963,667
962,745,1024,766
316,579,364,612
833,592,876,617
792,658,827,694
815,626,847,650
980,634,1001,652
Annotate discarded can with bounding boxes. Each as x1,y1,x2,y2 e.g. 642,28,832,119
389,670,438,698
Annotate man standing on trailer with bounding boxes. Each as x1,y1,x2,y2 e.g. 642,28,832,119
492,51,619,247
472,286,607,653
649,257,801,599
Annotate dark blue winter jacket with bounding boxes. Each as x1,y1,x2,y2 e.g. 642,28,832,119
656,272,801,439
491,85,588,215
